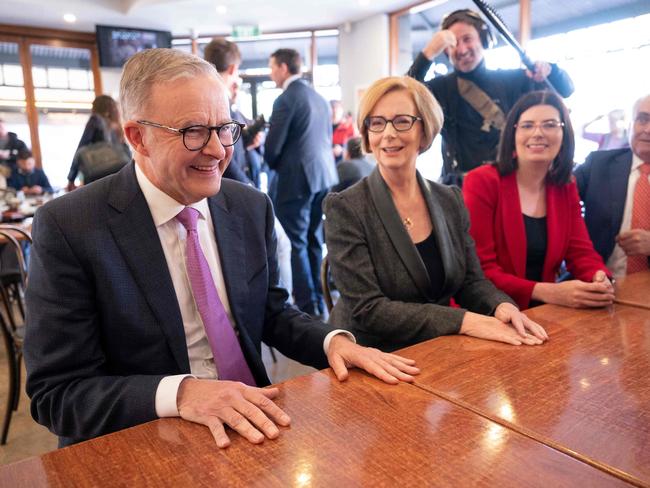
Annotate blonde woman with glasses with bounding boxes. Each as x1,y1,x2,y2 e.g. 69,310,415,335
463,90,613,310
323,76,548,352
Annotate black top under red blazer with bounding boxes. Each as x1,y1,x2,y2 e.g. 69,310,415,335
463,165,609,309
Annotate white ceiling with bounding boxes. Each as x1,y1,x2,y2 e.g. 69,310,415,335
0,0,419,37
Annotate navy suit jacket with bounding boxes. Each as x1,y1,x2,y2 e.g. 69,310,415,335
24,163,331,445
264,79,338,203
574,148,633,263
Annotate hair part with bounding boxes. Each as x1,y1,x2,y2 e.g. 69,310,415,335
357,76,443,154
119,48,219,120
203,38,241,73
496,90,575,186
270,48,301,75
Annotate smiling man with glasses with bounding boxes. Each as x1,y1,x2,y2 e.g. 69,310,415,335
24,48,419,450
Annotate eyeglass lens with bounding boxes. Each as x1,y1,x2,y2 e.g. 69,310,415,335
183,123,241,150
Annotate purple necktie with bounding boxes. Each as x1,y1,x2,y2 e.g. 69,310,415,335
176,207,256,385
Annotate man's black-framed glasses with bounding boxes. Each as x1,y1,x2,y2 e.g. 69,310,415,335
364,115,422,133
137,120,245,151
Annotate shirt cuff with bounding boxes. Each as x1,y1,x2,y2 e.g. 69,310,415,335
323,329,356,355
155,374,195,418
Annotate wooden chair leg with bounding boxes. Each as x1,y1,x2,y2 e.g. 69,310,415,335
12,350,21,411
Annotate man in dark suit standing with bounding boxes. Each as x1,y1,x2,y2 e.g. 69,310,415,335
24,48,418,448
264,49,338,316
575,94,650,278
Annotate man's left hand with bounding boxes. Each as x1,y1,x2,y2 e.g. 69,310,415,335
617,229,650,256
326,335,419,384
526,61,551,82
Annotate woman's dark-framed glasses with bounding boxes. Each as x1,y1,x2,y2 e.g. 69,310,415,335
137,120,245,151
364,115,422,133
514,120,565,134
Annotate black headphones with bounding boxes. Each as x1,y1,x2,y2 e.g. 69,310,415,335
441,9,496,49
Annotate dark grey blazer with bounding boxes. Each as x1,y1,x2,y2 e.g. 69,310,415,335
24,162,332,446
323,168,514,352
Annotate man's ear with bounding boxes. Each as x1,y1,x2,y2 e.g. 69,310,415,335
226,64,237,76
123,121,149,157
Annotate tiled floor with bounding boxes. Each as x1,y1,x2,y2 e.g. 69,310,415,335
0,340,315,466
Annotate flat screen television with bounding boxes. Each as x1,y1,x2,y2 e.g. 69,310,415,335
96,25,172,67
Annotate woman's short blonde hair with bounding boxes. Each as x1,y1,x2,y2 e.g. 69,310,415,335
357,76,443,154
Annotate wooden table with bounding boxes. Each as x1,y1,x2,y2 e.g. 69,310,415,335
402,304,650,487
0,370,631,487
615,270,650,310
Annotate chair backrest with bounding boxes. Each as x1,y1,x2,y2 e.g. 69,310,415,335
320,254,334,313
0,225,32,286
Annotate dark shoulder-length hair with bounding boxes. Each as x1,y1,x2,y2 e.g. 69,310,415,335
496,90,574,186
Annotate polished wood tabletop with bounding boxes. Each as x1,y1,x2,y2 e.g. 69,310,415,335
0,370,630,487
402,304,650,487
614,270,650,310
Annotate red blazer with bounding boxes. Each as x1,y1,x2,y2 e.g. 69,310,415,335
463,165,609,309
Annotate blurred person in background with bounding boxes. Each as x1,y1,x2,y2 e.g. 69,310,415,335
331,100,356,164
581,109,629,151
0,117,28,172
67,95,128,190
8,149,53,195
332,137,374,193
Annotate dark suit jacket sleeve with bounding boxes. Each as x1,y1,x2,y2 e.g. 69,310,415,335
259,193,331,369
545,63,575,98
324,192,466,346
574,154,592,200
264,94,293,169
463,169,538,308
407,52,433,82
449,185,516,314
24,205,163,442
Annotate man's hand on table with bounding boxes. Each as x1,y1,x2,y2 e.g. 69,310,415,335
177,378,290,449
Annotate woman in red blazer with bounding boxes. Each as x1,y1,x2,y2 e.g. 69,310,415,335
463,91,614,309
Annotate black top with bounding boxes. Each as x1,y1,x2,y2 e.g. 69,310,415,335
524,214,547,282
415,231,445,299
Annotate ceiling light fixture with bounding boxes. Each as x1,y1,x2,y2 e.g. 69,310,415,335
215,5,227,15
63,13,77,23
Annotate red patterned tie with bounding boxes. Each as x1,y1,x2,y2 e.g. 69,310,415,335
176,207,256,385
627,163,650,274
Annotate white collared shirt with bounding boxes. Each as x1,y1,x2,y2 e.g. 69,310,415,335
282,73,302,91
606,153,647,278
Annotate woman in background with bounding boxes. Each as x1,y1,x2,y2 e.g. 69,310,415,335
463,91,613,310
323,76,547,352
67,95,126,190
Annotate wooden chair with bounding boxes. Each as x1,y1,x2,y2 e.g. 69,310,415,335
0,225,32,444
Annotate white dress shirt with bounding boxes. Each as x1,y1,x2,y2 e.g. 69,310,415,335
134,165,351,417
282,73,302,91
606,153,646,279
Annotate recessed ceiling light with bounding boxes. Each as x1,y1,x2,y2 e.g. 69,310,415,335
63,13,77,23
215,5,227,15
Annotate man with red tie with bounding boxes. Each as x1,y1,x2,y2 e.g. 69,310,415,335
576,94,650,278
24,48,419,449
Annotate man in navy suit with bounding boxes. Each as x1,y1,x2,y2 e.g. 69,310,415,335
264,49,338,316
24,48,418,448
575,94,650,278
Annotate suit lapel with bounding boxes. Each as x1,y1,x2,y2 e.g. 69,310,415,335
107,164,189,372
367,169,434,300
207,192,248,332
501,173,527,277
417,173,462,293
